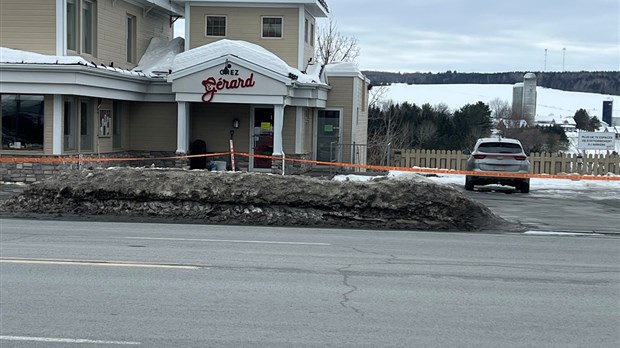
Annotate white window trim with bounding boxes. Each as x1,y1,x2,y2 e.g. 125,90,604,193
126,14,137,63
205,15,227,37
261,16,284,39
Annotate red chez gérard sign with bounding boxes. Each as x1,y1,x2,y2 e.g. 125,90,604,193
201,63,255,103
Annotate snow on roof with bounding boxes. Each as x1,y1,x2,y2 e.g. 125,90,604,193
0,46,151,77
132,37,184,77
0,47,89,65
172,39,322,84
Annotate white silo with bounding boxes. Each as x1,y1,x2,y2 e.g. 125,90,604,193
522,73,537,124
512,82,524,120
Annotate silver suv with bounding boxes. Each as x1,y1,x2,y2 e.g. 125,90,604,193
465,137,531,193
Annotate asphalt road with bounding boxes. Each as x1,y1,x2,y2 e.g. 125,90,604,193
1,219,619,347
461,185,620,234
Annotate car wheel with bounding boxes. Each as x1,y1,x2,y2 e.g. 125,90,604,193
465,176,475,191
519,182,530,193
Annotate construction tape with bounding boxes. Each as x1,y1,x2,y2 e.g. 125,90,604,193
1,152,619,181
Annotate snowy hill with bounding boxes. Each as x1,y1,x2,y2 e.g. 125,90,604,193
385,84,620,153
385,84,619,124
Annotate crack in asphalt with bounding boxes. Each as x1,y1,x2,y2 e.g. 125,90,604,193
337,264,364,317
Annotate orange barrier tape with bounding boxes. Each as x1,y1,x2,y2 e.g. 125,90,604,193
2,152,619,181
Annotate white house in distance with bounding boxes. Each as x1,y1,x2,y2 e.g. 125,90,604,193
0,0,370,182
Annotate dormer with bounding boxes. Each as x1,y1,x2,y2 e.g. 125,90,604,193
172,0,329,70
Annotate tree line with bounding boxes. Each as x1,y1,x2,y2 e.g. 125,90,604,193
363,71,620,95
367,100,577,165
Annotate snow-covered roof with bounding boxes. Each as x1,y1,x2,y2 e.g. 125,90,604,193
172,39,322,84
133,37,184,77
0,46,152,78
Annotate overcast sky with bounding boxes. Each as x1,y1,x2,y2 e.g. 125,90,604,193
326,0,619,72
174,0,619,73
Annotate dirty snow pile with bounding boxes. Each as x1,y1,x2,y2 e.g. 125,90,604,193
0,168,517,231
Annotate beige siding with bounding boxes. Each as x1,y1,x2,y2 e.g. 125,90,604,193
327,77,355,162
43,95,54,155
303,12,316,68
302,108,314,154
94,0,173,69
128,102,177,151
190,103,251,153
190,6,299,67
283,107,296,154
0,0,56,54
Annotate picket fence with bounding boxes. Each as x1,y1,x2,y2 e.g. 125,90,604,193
392,149,620,176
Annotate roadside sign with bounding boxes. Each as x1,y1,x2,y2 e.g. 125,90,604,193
577,132,615,150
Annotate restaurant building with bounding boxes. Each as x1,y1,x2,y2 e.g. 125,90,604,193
0,0,369,181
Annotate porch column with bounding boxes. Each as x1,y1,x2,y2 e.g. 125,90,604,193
176,101,189,154
295,107,303,153
52,95,62,155
272,104,285,156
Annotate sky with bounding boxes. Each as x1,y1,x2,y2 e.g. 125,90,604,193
174,0,619,73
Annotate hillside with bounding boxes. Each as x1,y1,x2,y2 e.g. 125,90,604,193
363,71,620,96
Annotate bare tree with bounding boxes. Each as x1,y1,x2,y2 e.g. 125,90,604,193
412,121,437,149
489,98,512,120
367,100,411,166
369,85,388,109
316,16,360,66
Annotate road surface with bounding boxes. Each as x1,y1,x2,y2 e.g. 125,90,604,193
1,219,618,347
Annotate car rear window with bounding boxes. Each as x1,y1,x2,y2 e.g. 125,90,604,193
477,142,523,154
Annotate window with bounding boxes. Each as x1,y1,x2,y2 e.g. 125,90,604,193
64,99,77,151
1,95,45,151
126,14,136,63
310,23,315,46
67,0,77,51
63,98,94,152
80,99,93,151
262,17,283,38
81,0,94,54
206,16,226,37
66,0,96,55
304,19,309,43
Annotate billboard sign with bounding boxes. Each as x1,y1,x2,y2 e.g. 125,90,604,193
577,132,615,150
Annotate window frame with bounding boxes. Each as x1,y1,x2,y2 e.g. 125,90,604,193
205,15,227,37
81,0,95,55
66,0,77,51
126,14,137,63
1,94,45,151
261,16,283,39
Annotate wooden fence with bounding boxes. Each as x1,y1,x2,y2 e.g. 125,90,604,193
392,149,620,176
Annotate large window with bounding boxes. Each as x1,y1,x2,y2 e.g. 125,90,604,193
63,98,94,152
80,99,93,151
66,0,96,55
64,99,77,151
67,0,77,51
262,17,283,38
1,95,45,151
126,14,136,63
206,16,226,37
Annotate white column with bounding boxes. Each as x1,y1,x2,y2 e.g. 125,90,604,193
176,101,189,154
272,104,284,156
295,107,303,153
55,0,65,56
52,95,62,155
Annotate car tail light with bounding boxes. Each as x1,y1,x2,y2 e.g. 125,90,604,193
473,154,486,159
514,155,527,161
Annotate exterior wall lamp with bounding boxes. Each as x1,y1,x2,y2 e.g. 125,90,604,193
232,118,240,129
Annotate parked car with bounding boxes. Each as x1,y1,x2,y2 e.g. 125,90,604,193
465,137,531,193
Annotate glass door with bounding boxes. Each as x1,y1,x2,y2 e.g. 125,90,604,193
253,107,273,170
316,110,341,162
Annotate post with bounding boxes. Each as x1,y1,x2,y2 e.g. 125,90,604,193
176,102,188,154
